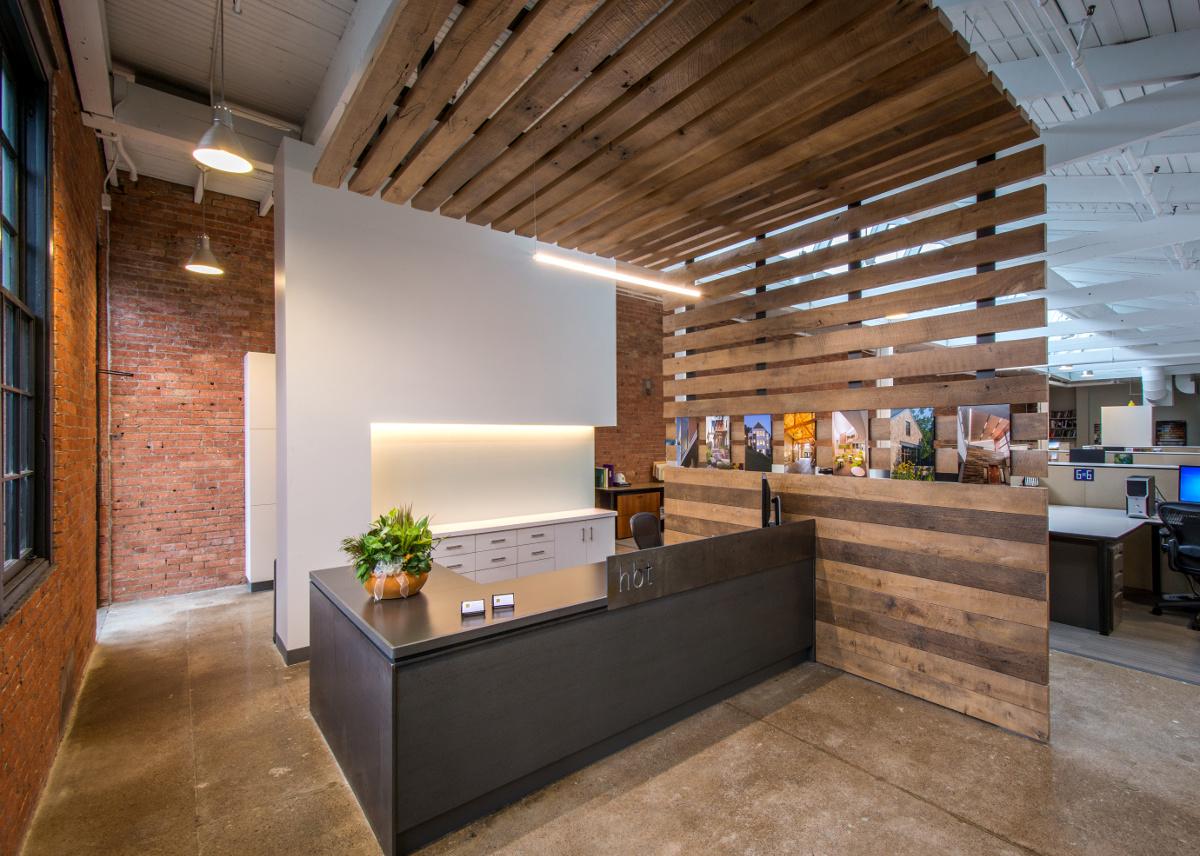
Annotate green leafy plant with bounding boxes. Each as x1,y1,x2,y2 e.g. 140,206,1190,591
891,460,933,481
340,506,439,584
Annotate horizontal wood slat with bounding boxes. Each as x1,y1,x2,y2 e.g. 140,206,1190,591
665,368,1048,418
682,146,1046,281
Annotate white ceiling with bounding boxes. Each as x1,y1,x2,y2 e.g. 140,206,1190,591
936,0,1200,384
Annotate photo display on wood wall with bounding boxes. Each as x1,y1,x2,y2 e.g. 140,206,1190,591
882,407,936,481
831,411,869,478
743,415,773,473
957,404,1012,485
705,416,731,468
674,417,700,468
783,412,817,474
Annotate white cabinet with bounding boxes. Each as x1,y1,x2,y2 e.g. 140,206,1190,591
433,510,616,581
553,521,590,569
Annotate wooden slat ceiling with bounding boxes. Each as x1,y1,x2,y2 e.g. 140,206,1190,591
314,0,1036,268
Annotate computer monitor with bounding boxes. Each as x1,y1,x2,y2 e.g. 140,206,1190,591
1069,448,1105,464
1180,465,1200,504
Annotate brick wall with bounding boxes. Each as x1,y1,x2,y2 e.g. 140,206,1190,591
0,1,104,851
103,176,274,602
595,292,664,484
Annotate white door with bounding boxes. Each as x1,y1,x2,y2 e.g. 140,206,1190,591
586,517,615,563
554,521,589,569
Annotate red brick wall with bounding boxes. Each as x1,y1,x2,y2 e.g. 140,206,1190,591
103,176,274,602
595,292,664,484
0,1,104,851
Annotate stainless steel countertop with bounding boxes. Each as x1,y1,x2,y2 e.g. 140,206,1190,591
310,562,608,663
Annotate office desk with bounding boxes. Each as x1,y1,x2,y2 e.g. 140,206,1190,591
595,483,664,540
1049,505,1158,635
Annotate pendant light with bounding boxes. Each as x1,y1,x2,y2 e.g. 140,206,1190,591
185,178,224,275
193,0,253,174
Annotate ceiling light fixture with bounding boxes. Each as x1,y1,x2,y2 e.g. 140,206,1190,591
193,0,253,174
185,173,224,275
1081,369,1094,378
1058,364,1073,371
884,311,908,320
533,251,701,298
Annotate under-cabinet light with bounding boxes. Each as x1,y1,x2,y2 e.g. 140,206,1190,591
533,252,701,298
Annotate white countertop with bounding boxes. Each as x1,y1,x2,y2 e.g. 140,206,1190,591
1049,505,1158,539
431,507,616,538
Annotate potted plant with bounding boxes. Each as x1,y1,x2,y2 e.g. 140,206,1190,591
340,506,440,600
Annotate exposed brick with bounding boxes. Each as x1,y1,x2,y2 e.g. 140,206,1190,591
595,293,664,484
0,1,104,850
101,176,274,603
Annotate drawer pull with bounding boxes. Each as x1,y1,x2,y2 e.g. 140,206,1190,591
445,544,463,551
447,563,462,569
531,533,545,538
532,550,545,556
490,538,507,544
491,556,507,563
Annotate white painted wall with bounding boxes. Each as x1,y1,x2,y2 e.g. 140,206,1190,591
244,352,276,587
274,138,616,654
1101,404,1154,447
371,424,595,524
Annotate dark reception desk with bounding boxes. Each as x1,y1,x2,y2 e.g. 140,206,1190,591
309,522,815,855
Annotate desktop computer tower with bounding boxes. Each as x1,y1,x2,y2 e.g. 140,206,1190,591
1126,476,1156,519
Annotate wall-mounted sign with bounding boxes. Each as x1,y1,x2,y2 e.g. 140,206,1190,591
1073,467,1095,482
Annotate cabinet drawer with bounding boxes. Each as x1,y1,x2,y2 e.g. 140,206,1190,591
519,542,554,564
477,529,518,550
518,557,556,577
437,553,476,575
518,526,555,545
476,546,517,570
476,565,517,584
433,535,475,558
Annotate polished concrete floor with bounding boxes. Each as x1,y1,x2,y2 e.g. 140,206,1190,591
21,586,1200,855
1051,599,1200,685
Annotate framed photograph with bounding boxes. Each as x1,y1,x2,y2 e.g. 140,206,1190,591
887,407,935,481
783,412,816,474
743,414,772,472
831,410,868,477
1155,420,1187,447
705,416,731,467
674,417,700,468
957,404,1012,485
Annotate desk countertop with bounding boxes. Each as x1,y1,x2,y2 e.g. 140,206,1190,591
429,507,615,538
310,563,607,663
595,482,664,493
1049,505,1158,540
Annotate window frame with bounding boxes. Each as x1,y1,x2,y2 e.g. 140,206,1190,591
0,0,53,622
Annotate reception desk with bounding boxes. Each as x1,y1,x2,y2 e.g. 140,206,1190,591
309,522,816,855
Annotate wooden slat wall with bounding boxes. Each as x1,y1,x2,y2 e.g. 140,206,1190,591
661,139,1051,739
664,468,1049,740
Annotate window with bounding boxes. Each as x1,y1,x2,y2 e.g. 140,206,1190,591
0,0,50,620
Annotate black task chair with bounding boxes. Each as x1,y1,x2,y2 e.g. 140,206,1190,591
630,511,663,550
1154,502,1200,630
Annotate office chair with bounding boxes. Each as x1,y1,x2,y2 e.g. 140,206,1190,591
630,512,663,550
1154,502,1200,630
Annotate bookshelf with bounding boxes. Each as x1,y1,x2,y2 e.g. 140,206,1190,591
1050,410,1077,441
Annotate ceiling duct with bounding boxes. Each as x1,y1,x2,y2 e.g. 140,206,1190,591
1141,366,1172,405
1176,374,1197,396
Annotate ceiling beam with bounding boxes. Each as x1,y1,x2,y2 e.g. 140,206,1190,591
1043,76,1200,169
1044,271,1200,310
1017,305,1200,337
1040,174,1200,207
987,29,1200,103
1043,215,1200,267
303,0,396,150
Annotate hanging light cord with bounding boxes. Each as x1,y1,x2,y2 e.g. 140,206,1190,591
207,0,225,108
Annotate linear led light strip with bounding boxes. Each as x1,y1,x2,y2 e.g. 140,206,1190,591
533,252,701,298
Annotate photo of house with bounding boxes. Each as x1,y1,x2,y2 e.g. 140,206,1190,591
706,416,731,467
888,407,935,480
744,414,772,472
957,404,1012,485
832,410,868,477
783,412,817,473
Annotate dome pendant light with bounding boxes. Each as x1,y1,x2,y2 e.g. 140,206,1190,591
185,180,225,276
193,0,253,174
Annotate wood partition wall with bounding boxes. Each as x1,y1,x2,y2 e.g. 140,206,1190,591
661,148,1051,737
